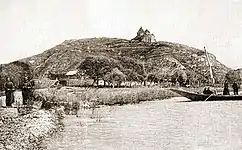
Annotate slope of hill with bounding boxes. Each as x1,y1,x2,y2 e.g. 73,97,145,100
3,37,230,87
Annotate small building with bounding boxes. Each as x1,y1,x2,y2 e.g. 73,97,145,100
131,27,156,43
98,80,105,86
66,70,78,78
66,70,79,86
137,27,145,36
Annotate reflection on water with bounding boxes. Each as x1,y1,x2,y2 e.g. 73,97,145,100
46,97,242,150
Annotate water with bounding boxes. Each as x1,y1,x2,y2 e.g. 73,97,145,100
45,97,242,150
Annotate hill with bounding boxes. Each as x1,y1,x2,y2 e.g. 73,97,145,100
1,37,230,87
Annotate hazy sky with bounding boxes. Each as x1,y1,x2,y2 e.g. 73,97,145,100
1,0,242,69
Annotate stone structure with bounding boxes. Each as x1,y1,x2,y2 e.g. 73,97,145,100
131,27,156,43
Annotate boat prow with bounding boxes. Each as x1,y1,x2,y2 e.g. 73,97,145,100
170,88,242,101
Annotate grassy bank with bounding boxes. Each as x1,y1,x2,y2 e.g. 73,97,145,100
34,87,178,114
0,109,63,150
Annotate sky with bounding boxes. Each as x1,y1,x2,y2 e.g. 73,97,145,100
0,0,242,69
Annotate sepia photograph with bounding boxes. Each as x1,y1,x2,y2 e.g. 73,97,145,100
1,0,242,149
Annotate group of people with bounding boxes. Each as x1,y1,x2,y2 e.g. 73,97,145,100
4,76,34,107
223,81,239,95
203,81,239,95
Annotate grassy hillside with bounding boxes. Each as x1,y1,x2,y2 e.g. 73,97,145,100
2,37,230,87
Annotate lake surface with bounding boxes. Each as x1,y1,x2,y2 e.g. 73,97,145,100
45,97,242,150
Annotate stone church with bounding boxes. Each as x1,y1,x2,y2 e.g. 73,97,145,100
131,27,156,43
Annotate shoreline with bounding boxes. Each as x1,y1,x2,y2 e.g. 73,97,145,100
0,86,177,149
3,86,222,149
2,86,241,149
0,92,63,150
0,108,63,150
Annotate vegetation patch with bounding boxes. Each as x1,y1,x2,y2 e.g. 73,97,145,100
34,87,178,115
0,109,63,150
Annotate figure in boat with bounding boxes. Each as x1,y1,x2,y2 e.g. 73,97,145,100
232,82,239,95
203,87,213,95
223,80,230,95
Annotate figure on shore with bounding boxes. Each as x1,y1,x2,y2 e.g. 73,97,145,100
22,76,34,105
232,82,239,95
4,77,15,107
223,81,230,95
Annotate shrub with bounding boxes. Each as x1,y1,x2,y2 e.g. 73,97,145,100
225,70,241,85
35,87,177,115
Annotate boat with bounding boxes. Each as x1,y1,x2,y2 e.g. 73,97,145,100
169,46,242,101
170,88,242,101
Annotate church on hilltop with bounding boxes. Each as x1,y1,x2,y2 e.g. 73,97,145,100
131,27,156,43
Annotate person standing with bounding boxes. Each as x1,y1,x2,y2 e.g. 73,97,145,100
232,82,239,95
223,81,230,95
22,76,33,105
4,77,15,107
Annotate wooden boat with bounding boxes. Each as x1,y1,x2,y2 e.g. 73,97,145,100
169,47,242,101
170,88,242,101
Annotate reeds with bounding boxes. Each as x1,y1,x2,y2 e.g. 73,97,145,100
35,87,177,114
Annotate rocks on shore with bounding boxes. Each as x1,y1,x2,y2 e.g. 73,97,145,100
0,109,62,150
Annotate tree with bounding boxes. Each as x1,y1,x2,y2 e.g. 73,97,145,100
124,69,144,82
0,61,33,90
104,68,126,88
147,73,159,83
155,67,173,83
78,56,119,85
225,70,241,85
171,69,187,86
